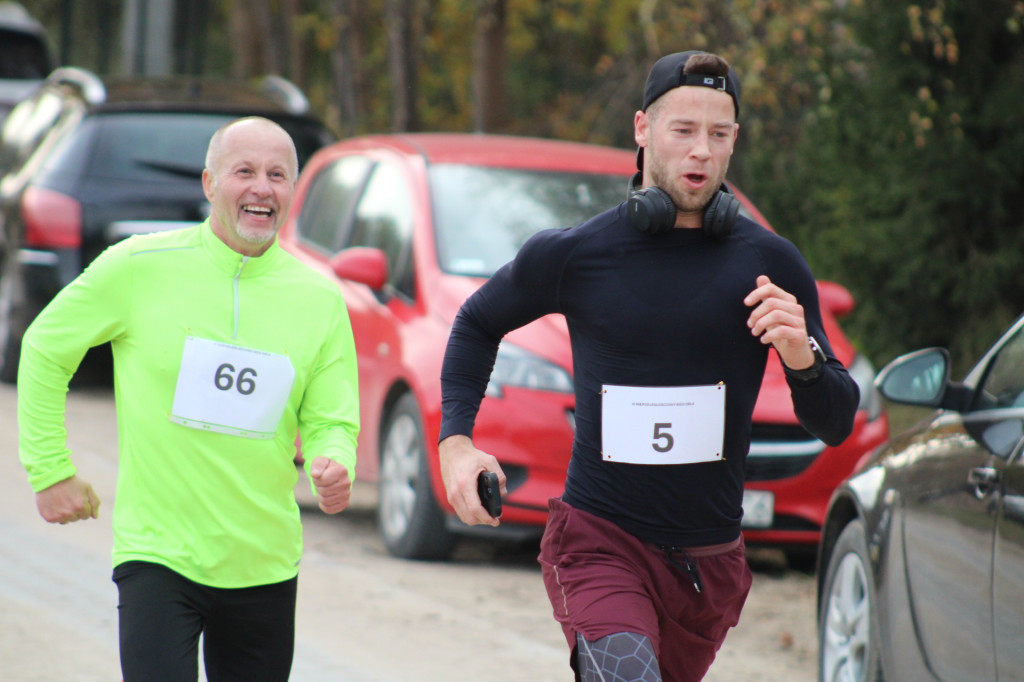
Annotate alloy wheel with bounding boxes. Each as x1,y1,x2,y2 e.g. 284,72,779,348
821,548,872,682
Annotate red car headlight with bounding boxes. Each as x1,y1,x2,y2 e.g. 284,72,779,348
485,341,573,398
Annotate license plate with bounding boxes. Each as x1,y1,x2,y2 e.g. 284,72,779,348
742,490,774,528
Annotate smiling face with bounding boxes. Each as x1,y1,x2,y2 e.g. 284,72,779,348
634,86,738,229
202,118,298,256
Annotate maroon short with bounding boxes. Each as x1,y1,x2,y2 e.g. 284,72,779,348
538,498,752,682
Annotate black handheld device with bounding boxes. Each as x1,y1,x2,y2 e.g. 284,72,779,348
477,471,502,518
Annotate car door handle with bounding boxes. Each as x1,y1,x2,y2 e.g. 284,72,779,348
968,466,1000,498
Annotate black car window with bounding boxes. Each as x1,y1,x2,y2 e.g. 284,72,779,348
85,113,229,182
350,160,415,298
33,114,98,179
977,324,1024,410
37,112,331,187
296,155,372,252
0,29,53,79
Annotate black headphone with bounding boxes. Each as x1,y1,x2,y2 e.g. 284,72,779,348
627,171,740,238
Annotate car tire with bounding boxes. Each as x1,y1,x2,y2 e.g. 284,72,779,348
377,393,457,560
818,520,885,682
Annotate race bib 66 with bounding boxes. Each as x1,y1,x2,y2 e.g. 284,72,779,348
169,336,296,439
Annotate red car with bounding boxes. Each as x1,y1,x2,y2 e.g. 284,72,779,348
278,133,889,562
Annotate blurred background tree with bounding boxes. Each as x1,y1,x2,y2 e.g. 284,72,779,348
16,0,1024,372
758,0,1024,371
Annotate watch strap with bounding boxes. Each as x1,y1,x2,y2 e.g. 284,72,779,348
783,336,827,382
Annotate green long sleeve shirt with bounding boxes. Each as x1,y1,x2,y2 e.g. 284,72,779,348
18,221,360,588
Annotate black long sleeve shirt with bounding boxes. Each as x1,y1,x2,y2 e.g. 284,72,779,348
440,202,859,546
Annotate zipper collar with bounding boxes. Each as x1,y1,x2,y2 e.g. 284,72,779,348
199,218,282,278
198,219,281,339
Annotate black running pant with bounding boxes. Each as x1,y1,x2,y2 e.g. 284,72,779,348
113,561,297,682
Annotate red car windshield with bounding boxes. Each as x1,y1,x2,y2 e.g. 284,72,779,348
429,164,629,277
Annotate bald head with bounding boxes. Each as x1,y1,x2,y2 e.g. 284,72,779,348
205,116,299,182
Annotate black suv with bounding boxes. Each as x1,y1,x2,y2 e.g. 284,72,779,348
0,67,336,381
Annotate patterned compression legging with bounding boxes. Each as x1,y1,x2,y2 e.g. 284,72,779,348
576,632,663,682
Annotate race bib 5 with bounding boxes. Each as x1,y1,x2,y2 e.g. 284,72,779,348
601,383,726,465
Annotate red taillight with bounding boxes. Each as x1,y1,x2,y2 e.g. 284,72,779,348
21,186,82,249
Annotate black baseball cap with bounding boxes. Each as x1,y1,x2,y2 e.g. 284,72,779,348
641,50,741,117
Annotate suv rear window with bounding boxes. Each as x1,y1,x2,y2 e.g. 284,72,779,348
38,112,333,184
92,113,225,182
40,113,221,184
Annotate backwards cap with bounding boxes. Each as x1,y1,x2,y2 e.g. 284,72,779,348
641,50,741,117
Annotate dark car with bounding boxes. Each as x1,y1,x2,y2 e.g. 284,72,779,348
0,2,56,127
277,132,888,560
817,313,1024,681
0,66,336,381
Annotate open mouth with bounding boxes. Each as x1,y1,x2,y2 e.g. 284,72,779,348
684,172,707,185
243,204,273,218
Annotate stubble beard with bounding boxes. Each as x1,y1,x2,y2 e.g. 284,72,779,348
648,154,729,217
236,223,277,246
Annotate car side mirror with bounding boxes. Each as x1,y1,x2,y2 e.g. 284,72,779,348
329,247,389,291
875,347,951,406
816,280,856,319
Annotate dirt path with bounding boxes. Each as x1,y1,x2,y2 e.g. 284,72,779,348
0,383,818,681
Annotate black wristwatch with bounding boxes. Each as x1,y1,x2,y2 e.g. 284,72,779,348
783,336,827,382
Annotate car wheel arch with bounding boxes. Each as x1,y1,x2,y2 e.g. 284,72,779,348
378,379,444,482
817,495,862,613
375,386,457,560
378,381,415,447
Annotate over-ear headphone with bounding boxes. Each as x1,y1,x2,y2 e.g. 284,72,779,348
627,171,740,238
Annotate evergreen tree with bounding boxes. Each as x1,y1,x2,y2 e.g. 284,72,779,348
773,0,1024,370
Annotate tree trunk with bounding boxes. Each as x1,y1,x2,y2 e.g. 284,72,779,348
227,0,259,77
282,0,303,87
474,0,507,132
327,0,362,135
386,0,419,131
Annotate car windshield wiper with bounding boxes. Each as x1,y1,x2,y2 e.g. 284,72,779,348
133,158,204,178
